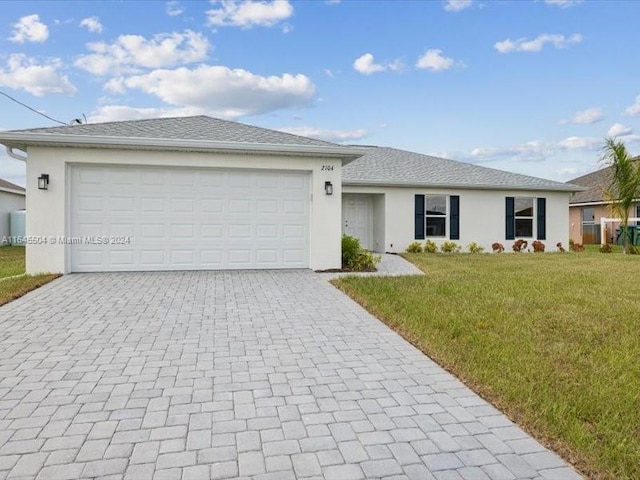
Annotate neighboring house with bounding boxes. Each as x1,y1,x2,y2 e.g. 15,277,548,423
0,116,580,274
568,162,640,244
0,178,26,245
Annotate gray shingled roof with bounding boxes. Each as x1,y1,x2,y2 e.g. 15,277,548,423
343,147,581,192
9,115,337,148
0,178,25,193
568,166,611,204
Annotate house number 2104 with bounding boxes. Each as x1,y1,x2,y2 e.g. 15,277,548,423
321,165,334,171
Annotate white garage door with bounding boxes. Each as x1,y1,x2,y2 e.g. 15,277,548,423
70,165,310,272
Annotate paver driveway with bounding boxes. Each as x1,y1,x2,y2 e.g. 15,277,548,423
0,271,581,480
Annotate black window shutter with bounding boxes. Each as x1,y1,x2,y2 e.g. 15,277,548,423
537,197,546,240
415,195,425,240
449,195,460,240
505,197,515,240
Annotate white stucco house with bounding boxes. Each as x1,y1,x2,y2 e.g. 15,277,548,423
0,116,580,274
0,179,26,244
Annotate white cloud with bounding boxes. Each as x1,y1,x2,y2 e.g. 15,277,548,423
0,54,76,96
353,53,402,75
545,0,583,7
278,126,368,143
106,65,316,119
560,107,603,125
415,49,456,71
74,30,210,76
608,123,633,137
444,0,472,12
166,1,184,16
470,140,551,163
10,14,49,43
494,33,583,53
79,17,103,33
353,53,385,75
625,95,640,116
558,136,600,150
207,1,293,28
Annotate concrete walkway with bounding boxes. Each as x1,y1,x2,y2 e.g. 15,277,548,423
0,270,581,480
320,254,424,280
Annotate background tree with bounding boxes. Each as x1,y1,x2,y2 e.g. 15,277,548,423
601,137,640,253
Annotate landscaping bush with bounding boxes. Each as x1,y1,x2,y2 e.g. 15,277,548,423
629,245,639,255
342,235,361,266
424,240,438,254
440,241,461,253
532,240,545,252
512,239,528,252
569,240,585,252
405,241,423,253
350,250,381,271
467,242,484,254
492,242,504,253
341,235,381,271
599,243,613,253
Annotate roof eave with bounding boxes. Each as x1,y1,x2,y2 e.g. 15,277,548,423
342,179,584,192
0,133,366,163
0,187,25,196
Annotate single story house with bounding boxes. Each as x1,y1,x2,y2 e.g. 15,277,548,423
0,178,26,245
0,115,580,274
568,161,640,245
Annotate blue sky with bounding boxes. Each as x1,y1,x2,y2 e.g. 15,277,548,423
1,0,639,187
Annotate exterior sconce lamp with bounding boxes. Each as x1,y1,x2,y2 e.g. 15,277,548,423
38,174,49,190
324,181,333,195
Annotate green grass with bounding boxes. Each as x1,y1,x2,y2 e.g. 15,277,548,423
333,252,640,480
0,246,59,306
0,246,27,278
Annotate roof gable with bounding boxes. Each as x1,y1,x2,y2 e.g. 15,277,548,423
344,147,580,192
568,158,640,204
8,115,337,148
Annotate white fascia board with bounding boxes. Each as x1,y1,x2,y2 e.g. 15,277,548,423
0,133,367,164
0,187,25,196
342,180,583,193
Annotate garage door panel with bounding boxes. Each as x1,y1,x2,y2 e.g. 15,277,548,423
140,250,165,266
200,198,224,213
70,165,309,272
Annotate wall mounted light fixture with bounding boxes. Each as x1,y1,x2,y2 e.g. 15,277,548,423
324,181,333,195
38,174,49,190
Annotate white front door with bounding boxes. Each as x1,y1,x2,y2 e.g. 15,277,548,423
342,194,373,250
69,164,310,272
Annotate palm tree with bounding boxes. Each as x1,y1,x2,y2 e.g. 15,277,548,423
601,137,640,254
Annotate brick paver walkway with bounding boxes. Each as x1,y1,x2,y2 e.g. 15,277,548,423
0,271,581,480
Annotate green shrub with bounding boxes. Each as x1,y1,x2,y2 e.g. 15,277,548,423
350,250,381,271
341,234,381,271
599,243,613,253
424,240,438,254
628,245,639,255
467,242,484,254
440,241,461,253
342,235,361,267
405,241,423,253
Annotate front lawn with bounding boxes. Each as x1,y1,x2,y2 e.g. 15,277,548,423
333,253,640,480
0,246,59,306
0,245,27,278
